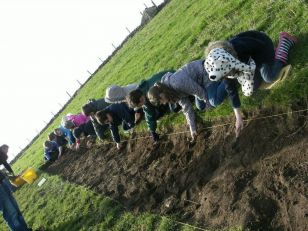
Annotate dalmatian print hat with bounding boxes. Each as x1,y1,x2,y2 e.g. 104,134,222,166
204,48,256,81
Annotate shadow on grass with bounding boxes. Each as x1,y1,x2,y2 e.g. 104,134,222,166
47,199,124,231
291,32,308,67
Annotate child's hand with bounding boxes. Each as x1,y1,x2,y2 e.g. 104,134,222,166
86,140,93,148
235,116,244,138
191,131,198,142
151,132,159,143
75,143,80,150
70,143,76,149
233,108,244,138
116,143,122,150
134,112,142,124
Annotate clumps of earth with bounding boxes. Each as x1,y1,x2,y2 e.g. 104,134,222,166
46,107,308,231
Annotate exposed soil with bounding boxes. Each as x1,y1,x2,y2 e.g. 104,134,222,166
45,107,308,231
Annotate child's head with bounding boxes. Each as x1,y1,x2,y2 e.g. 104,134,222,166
105,85,127,103
95,110,113,125
48,132,56,141
73,127,84,139
64,120,75,130
44,140,53,149
54,128,63,136
127,89,145,108
82,102,96,116
204,41,237,58
147,83,179,106
204,41,238,81
0,144,9,154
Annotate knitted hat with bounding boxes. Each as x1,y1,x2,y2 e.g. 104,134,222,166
204,48,256,81
204,48,257,97
105,84,138,103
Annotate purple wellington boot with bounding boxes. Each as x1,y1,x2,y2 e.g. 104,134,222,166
275,32,298,64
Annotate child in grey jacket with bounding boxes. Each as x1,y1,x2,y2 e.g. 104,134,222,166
147,60,242,140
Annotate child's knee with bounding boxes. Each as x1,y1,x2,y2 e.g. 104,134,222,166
209,98,219,107
262,75,275,83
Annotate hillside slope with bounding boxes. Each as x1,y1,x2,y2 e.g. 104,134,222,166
46,108,308,230
2,0,307,230
13,0,308,172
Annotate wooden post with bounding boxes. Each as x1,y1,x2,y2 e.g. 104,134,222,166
76,79,82,86
151,0,158,8
43,120,48,125
58,102,63,108
144,3,148,8
51,111,56,116
146,10,151,20
66,91,72,98
98,57,104,62
87,70,92,75
126,27,131,34
112,43,117,49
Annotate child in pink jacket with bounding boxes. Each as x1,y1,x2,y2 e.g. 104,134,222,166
62,113,90,129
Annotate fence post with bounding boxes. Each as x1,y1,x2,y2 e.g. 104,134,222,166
76,79,82,86
151,0,158,8
66,91,72,98
126,27,131,34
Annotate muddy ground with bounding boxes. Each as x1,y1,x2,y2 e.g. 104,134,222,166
45,107,308,231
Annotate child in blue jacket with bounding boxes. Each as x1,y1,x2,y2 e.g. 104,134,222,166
44,140,60,161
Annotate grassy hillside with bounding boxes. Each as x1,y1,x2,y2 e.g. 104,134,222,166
12,0,308,173
1,0,307,230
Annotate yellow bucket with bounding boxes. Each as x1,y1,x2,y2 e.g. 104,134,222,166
21,168,38,184
10,176,26,187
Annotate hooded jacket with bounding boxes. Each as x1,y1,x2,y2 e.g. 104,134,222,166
138,70,174,133
229,30,274,67
66,114,90,127
0,149,14,176
160,60,210,134
58,126,75,145
104,103,135,143
44,141,59,161
105,84,138,103
86,98,110,139
73,120,98,145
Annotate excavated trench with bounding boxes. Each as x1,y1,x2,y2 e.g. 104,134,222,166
45,107,308,231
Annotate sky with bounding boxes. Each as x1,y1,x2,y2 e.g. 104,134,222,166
0,0,164,161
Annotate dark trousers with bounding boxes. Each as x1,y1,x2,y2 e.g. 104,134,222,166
0,179,31,231
230,31,284,89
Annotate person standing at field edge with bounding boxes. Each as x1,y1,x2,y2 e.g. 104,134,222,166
0,144,32,231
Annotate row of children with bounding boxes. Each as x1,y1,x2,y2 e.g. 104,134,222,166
0,30,297,230
43,30,297,162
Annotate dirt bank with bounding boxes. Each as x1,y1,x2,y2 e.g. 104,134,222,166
46,108,308,231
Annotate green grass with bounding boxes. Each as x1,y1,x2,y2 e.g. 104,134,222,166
2,0,307,230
